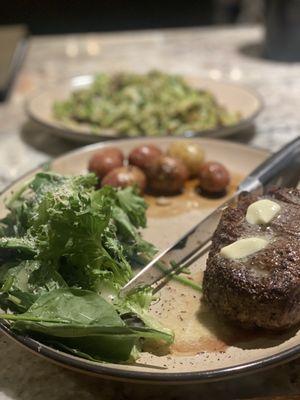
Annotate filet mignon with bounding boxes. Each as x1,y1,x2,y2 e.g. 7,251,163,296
202,188,300,330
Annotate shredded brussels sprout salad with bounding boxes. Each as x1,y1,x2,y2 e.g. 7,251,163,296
0,172,174,363
53,71,240,137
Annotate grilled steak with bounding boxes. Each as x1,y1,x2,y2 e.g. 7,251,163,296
202,188,300,330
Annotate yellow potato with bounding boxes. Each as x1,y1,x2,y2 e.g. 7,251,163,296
167,141,205,177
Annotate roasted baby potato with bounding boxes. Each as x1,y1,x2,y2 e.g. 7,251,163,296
88,147,124,180
102,165,147,193
129,144,162,171
198,161,230,193
168,141,205,177
146,155,188,195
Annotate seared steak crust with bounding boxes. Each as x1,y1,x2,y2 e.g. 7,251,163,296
202,188,300,330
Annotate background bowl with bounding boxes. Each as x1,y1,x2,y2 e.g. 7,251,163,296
26,75,263,143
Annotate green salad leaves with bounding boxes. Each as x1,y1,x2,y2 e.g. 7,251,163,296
0,172,173,362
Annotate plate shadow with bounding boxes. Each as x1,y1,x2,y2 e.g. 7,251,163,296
21,120,81,157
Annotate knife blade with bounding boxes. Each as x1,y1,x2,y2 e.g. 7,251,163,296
120,137,300,296
120,195,238,295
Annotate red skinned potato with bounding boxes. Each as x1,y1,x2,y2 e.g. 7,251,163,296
129,144,162,171
88,147,124,180
198,161,230,193
146,155,189,195
101,166,147,193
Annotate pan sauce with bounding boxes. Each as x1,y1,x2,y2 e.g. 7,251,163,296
145,174,243,219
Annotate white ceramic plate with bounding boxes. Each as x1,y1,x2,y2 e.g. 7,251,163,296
26,75,263,143
2,137,299,384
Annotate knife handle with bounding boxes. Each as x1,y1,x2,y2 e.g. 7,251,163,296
239,137,300,193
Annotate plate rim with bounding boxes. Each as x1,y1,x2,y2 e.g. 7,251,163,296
2,320,300,384
2,137,299,384
26,74,264,143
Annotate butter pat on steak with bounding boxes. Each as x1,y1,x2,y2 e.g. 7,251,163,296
202,188,300,330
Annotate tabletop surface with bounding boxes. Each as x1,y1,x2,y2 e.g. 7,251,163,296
0,24,300,399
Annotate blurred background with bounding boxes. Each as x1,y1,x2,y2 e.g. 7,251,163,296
0,0,263,34
1,2,300,399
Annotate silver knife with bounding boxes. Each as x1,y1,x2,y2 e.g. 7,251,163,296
120,137,300,296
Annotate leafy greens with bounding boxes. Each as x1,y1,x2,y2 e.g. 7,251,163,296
0,172,173,362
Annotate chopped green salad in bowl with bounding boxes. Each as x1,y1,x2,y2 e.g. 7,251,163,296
53,71,240,137
0,171,173,363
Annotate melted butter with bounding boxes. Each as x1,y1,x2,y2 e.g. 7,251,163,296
220,237,268,260
246,199,281,225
